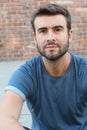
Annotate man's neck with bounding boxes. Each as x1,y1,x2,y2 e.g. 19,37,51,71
42,52,71,77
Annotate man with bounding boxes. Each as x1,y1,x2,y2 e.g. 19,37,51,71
0,3,87,130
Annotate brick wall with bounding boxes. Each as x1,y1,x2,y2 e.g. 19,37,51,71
0,0,87,61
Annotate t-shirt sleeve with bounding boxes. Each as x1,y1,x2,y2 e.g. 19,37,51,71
5,61,36,101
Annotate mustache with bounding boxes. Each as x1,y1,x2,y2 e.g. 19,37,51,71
44,42,59,48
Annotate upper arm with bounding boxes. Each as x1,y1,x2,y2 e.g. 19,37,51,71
0,90,24,121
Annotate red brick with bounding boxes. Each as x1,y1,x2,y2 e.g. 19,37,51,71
0,0,87,61
0,0,10,2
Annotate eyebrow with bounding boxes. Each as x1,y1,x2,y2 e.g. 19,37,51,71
37,25,64,32
37,27,47,32
53,25,64,29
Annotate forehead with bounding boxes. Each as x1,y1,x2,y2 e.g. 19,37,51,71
34,14,67,29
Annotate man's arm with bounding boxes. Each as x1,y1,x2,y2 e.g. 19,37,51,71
0,91,25,130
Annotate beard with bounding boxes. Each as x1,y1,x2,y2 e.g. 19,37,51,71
36,40,69,61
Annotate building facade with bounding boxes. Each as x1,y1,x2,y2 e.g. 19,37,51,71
0,0,87,60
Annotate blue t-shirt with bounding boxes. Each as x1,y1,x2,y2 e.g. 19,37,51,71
5,52,87,130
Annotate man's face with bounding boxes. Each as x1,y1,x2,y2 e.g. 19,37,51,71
32,14,72,61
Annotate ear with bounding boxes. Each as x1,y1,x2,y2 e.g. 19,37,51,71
68,29,73,42
31,32,37,46
32,32,36,41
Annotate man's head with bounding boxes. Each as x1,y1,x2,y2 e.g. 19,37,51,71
31,4,71,33
31,4,72,61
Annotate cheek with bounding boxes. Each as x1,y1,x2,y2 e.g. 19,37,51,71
60,34,69,43
35,36,45,45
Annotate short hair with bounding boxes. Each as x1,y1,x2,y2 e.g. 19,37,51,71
31,4,71,32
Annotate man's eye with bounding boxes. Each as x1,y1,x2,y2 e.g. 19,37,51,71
56,28,61,32
39,30,46,33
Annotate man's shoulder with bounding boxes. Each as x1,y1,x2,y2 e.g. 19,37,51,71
70,52,87,77
71,52,87,65
19,55,42,73
26,55,42,64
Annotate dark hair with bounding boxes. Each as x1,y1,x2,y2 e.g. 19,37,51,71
31,4,71,32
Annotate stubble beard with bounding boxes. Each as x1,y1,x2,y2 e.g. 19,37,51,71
36,41,69,61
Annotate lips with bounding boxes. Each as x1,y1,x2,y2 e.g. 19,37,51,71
46,45,57,48
45,44,58,51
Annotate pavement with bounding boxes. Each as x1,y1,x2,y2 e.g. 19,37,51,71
0,60,32,129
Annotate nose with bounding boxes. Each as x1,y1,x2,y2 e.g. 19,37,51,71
46,31,56,42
